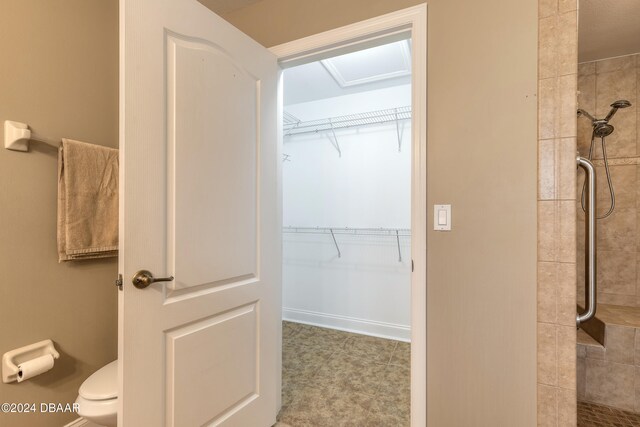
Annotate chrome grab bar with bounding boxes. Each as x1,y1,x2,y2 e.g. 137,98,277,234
577,156,597,327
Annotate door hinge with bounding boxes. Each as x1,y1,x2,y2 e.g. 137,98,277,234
411,259,414,272
115,274,123,291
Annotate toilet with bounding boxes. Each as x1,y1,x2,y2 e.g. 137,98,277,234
75,360,118,427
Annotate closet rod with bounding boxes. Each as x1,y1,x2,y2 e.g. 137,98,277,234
283,106,411,137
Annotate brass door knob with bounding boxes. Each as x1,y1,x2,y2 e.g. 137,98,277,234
132,270,174,289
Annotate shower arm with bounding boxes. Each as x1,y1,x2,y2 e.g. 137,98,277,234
577,109,596,122
577,156,597,328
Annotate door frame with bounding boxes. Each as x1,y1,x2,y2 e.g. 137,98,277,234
270,5,427,426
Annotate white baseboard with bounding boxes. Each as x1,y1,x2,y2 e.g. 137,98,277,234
283,307,410,342
64,418,96,427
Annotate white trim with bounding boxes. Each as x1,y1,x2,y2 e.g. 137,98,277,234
283,308,411,342
270,5,424,66
63,418,92,427
270,5,427,426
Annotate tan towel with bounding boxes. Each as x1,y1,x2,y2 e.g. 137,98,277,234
58,139,119,262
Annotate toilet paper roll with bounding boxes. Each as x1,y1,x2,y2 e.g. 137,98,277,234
17,354,55,382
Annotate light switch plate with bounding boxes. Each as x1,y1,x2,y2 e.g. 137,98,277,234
434,204,451,231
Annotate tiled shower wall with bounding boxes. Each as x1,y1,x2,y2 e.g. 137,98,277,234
576,54,640,307
537,0,578,425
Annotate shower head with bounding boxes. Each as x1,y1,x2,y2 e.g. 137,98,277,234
577,100,632,138
593,120,614,138
611,100,632,109
604,99,632,122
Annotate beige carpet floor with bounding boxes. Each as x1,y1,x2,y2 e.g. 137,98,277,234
274,321,410,427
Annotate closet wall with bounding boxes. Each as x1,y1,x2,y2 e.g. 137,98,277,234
283,84,412,340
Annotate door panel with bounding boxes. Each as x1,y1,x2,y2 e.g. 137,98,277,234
168,33,259,291
166,303,258,426
120,0,280,426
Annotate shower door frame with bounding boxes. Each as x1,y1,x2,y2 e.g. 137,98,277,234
270,5,428,426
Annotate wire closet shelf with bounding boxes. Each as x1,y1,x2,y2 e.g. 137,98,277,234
283,226,410,236
283,106,411,136
283,226,411,261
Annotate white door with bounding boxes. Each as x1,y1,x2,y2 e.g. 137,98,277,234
119,0,280,425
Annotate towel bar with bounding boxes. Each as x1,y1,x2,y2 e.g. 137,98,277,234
4,120,59,152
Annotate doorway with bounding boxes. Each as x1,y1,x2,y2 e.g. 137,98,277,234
270,6,427,425
277,38,413,425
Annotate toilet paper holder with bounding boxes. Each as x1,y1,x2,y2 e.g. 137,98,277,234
2,340,60,383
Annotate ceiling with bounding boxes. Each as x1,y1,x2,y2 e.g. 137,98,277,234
198,0,262,15
284,40,412,106
579,0,640,62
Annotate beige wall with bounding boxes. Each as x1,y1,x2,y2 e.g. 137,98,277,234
219,0,539,425
427,0,538,425
577,54,640,307
537,0,579,425
216,0,426,47
0,1,119,426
